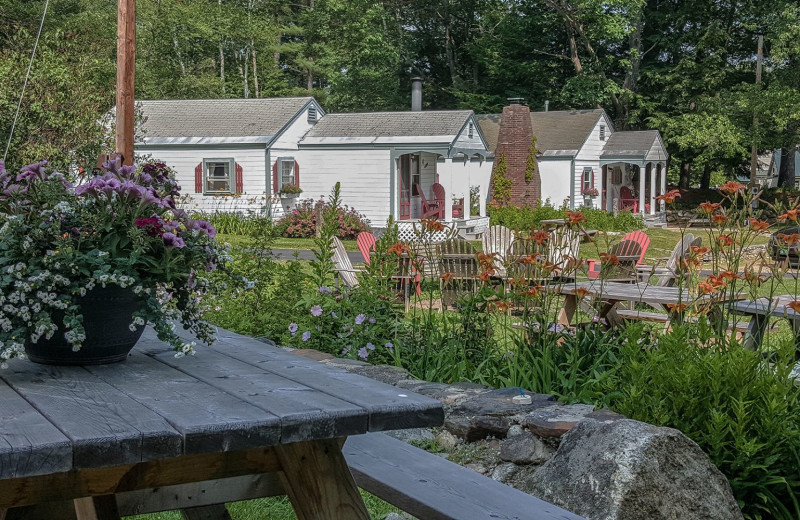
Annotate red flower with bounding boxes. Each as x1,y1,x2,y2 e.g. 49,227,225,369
716,235,736,247
787,301,800,314
778,209,800,222
718,181,746,195
440,272,455,282
565,211,587,225
531,230,550,245
387,242,410,256
748,219,770,232
710,213,728,226
574,287,593,300
698,202,721,215
599,252,620,266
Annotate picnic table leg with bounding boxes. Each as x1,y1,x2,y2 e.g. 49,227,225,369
598,300,623,328
180,505,233,520
72,496,120,520
743,314,769,351
558,294,577,326
275,438,370,520
2,501,78,520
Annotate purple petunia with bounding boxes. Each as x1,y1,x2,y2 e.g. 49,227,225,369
302,331,311,341
355,314,366,325
288,323,299,335
318,286,332,294
384,342,393,352
357,347,369,360
162,232,186,249
310,305,323,317
368,317,376,324
366,342,375,350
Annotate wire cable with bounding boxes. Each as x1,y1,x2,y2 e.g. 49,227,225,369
3,0,50,164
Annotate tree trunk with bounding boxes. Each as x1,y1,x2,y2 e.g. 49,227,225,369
172,33,186,76
679,161,691,189
445,23,457,85
243,49,250,98
700,163,711,189
219,44,225,94
566,21,582,73
306,57,314,91
251,41,259,98
779,148,796,188
623,9,643,93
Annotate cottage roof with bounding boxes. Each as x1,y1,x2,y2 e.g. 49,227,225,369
600,130,668,162
476,109,605,155
137,97,316,143
302,110,474,144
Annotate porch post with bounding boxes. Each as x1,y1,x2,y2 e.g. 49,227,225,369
443,182,453,222
660,162,667,211
602,164,609,211
648,162,656,215
638,164,645,214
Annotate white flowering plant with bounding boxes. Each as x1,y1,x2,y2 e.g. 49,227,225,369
0,158,230,367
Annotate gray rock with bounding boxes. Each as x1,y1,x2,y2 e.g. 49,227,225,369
436,430,460,450
506,424,525,437
500,431,553,465
526,419,743,520
384,428,435,444
325,362,412,386
446,415,510,441
523,403,595,437
450,387,555,416
490,462,519,483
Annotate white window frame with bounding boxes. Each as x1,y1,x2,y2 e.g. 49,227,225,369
599,125,606,141
278,157,296,190
203,158,234,194
582,167,594,192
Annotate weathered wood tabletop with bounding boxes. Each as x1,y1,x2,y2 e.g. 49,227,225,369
555,281,747,328
0,328,444,519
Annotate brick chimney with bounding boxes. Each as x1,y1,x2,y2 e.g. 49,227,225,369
489,98,540,206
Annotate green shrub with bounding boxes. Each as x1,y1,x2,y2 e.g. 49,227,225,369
489,202,643,232
607,328,800,520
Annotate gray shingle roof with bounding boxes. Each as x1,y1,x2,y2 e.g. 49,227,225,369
601,130,662,158
138,97,314,138
476,109,605,154
304,111,473,138
531,109,604,154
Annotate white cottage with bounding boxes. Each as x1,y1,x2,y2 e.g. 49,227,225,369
296,110,491,227
134,98,493,233
477,107,669,222
134,97,324,215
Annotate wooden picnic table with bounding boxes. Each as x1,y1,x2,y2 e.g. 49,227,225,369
554,281,747,329
0,328,443,519
730,295,800,354
538,219,598,242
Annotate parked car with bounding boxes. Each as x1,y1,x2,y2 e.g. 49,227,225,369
769,226,800,265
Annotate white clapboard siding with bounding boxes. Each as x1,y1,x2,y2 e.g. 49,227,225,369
292,148,392,227
138,145,269,214
572,113,611,209
539,159,572,208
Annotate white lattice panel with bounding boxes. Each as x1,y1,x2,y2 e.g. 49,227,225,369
396,221,458,243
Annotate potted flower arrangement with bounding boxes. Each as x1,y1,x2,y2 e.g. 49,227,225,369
582,187,599,197
0,158,228,367
278,184,303,198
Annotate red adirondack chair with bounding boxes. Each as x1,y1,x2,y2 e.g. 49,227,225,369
587,230,650,280
356,231,377,265
431,183,463,218
619,186,639,213
416,183,443,219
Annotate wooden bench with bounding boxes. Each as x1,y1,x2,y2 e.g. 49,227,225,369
615,309,765,333
344,432,583,520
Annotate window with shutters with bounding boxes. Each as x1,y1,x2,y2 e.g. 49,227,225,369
203,158,234,193
278,157,296,189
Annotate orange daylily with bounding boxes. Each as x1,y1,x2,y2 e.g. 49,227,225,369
698,202,722,214
748,219,770,232
719,181,746,195
574,287,593,300
476,251,498,271
420,218,446,232
697,282,716,295
718,270,740,281
710,213,728,226
531,230,550,245
387,242,411,256
522,285,542,297
787,301,800,314
667,303,688,312
599,252,620,266
778,233,800,246
690,245,710,255
655,189,681,204
565,211,587,225
477,270,493,282
440,272,455,282
716,235,736,247
493,301,512,313
778,209,800,222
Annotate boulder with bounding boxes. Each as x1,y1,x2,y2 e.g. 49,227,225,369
523,403,596,437
526,419,743,520
500,431,554,465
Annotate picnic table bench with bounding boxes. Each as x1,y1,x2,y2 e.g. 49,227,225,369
730,296,800,354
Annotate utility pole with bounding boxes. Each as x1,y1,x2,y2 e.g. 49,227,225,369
116,0,136,166
749,34,763,186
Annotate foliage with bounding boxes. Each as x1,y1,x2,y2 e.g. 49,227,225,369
489,201,643,232
490,154,512,206
525,139,538,183
275,195,370,239
278,183,302,195
0,159,228,366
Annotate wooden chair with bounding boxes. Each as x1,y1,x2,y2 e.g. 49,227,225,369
356,231,377,265
415,183,443,219
586,239,643,281
587,230,649,279
436,239,479,309
548,227,581,280
637,234,701,287
619,186,639,213
432,183,463,219
481,225,515,278
332,236,362,289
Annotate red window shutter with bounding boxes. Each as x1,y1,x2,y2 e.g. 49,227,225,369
194,163,203,193
235,162,243,194
294,160,300,187
272,161,279,193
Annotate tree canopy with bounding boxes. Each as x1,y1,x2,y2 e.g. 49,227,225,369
1,0,798,186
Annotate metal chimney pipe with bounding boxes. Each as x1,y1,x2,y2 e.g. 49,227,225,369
507,97,524,106
411,77,423,111
545,100,549,112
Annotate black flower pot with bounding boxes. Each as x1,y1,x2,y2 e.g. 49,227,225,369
25,285,146,365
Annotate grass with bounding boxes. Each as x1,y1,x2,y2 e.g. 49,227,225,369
124,492,402,520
